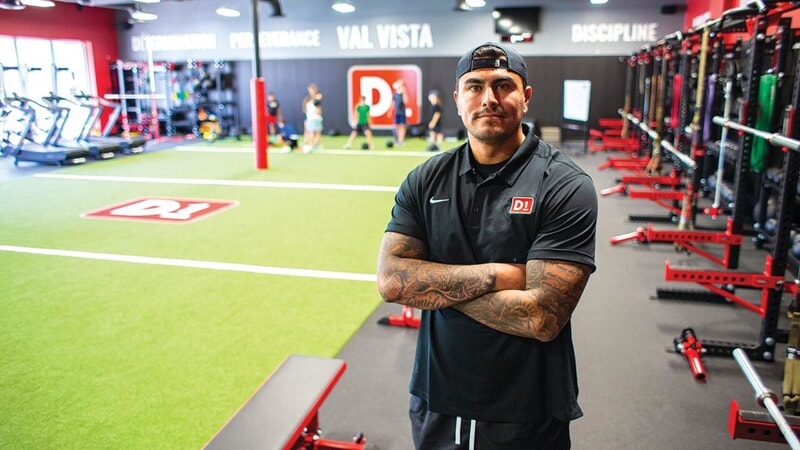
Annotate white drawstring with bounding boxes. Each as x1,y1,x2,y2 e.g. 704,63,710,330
454,416,477,449
469,419,476,450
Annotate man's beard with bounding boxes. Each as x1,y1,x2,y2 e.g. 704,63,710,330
468,109,519,144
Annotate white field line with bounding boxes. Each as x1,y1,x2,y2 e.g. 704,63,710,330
0,245,377,282
34,173,398,193
178,146,292,154
178,146,437,157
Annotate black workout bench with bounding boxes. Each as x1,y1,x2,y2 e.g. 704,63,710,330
203,354,366,450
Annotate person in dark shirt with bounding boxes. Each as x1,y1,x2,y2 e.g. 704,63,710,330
426,89,444,151
266,92,282,137
391,79,410,146
377,42,598,449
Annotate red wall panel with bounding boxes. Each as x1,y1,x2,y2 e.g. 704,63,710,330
0,4,119,98
685,0,740,31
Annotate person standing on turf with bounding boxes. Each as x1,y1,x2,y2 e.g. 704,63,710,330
302,83,324,152
344,95,373,150
426,89,444,151
377,42,598,449
391,79,409,146
266,92,283,139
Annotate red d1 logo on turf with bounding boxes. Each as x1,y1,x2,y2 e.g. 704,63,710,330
83,197,238,223
347,65,422,130
509,197,534,214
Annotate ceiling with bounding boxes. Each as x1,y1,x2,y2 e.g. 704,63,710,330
51,0,283,14
46,0,684,13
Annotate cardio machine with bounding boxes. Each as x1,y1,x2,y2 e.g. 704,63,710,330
1,94,90,166
40,93,124,160
72,93,148,154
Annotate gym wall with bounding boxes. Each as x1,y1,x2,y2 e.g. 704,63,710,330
0,2,120,102
113,0,683,134
230,55,627,138
1,0,693,138
116,0,685,59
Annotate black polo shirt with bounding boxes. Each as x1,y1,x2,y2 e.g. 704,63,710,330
386,123,597,423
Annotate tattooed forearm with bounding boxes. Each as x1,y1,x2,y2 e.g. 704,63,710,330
454,260,591,341
377,232,500,310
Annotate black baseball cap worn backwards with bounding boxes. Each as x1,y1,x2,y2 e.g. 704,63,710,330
456,41,528,86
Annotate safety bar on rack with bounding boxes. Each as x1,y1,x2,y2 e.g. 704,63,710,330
690,1,767,33
732,348,800,450
654,31,683,47
618,109,697,170
713,116,800,152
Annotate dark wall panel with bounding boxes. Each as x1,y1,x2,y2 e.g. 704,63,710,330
233,56,627,140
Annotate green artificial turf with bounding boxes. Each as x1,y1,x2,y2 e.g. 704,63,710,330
0,143,434,449
197,133,449,152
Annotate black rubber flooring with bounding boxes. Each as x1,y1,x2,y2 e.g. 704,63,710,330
1,140,788,449
320,145,790,450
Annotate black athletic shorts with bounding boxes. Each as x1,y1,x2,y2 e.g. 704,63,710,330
409,395,571,450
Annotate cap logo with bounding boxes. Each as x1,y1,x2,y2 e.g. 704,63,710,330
456,42,528,85
470,58,508,72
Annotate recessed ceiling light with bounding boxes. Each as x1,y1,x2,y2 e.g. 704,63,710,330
331,0,355,13
130,9,157,20
21,0,55,7
216,6,240,17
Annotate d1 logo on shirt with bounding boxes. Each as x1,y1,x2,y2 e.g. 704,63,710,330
84,197,238,223
509,197,534,214
347,65,422,129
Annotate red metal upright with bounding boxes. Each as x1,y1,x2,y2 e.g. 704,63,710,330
252,77,269,170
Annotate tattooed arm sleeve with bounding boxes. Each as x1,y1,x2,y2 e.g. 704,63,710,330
452,259,591,341
376,231,526,310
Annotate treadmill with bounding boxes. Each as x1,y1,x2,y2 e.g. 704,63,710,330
41,93,124,160
1,95,90,166
74,93,148,154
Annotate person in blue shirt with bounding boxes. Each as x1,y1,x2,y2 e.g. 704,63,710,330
391,79,409,146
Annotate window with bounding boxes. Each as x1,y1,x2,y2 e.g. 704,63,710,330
52,40,93,97
0,35,93,100
0,35,22,98
16,37,54,100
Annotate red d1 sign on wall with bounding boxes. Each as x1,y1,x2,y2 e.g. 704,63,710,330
83,197,238,224
347,65,422,130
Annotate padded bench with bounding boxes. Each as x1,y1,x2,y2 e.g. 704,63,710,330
203,354,365,450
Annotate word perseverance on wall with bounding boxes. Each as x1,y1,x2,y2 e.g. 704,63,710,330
130,23,433,54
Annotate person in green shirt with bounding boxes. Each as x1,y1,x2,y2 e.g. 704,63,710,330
344,96,374,150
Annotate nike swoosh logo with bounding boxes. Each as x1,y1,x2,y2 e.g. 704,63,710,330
429,197,450,204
